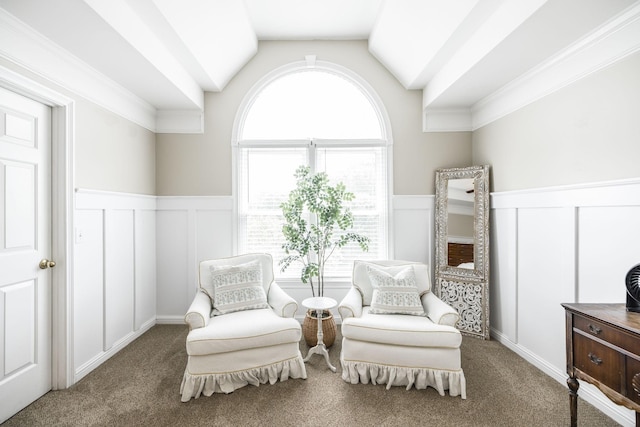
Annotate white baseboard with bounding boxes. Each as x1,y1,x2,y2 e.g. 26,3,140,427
156,315,187,325
74,320,155,383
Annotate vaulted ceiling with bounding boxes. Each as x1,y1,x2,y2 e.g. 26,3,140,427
1,0,639,133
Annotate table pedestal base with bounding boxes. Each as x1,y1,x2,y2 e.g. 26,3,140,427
302,297,337,372
303,343,336,372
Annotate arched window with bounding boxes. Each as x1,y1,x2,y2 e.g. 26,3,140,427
234,61,392,280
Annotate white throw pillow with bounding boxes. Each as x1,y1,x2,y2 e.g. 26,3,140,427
367,265,426,316
353,261,431,306
207,261,269,315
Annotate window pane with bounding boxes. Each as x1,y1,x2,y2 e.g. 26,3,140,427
244,148,306,210
239,148,307,278
242,70,382,140
316,147,388,278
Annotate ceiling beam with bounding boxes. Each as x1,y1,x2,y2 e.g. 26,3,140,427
83,0,203,110
368,0,479,90
422,0,548,109
152,0,257,91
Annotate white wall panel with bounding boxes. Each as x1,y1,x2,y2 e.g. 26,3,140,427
73,209,104,371
393,196,434,265
579,206,640,303
104,210,134,350
155,196,235,321
490,208,517,341
195,210,233,262
517,207,575,371
156,210,189,319
135,210,156,330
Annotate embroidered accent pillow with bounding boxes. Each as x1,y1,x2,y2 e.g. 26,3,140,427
367,265,426,316
208,261,269,315
352,261,432,306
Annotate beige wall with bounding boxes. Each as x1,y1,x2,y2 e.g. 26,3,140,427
156,40,471,196
448,213,474,238
75,98,156,195
473,51,640,193
0,58,156,195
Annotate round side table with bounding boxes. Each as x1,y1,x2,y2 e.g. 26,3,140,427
302,296,337,372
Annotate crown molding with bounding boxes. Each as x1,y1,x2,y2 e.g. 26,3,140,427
0,8,157,132
472,2,640,130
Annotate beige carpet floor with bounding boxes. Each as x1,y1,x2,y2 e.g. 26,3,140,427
4,325,620,426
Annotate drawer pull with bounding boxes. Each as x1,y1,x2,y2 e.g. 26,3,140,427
633,373,640,397
587,324,602,335
588,353,602,365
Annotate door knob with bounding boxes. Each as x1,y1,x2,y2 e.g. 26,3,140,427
39,259,56,269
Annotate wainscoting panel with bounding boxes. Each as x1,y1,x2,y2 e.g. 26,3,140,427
578,206,640,303
135,210,157,330
156,197,234,321
490,178,640,427
104,209,135,350
516,207,576,371
392,195,435,265
73,209,104,372
156,210,189,320
73,190,156,382
489,208,517,342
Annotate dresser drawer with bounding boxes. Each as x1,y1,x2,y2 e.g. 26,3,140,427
626,356,640,405
563,303,640,424
574,333,622,392
574,315,638,356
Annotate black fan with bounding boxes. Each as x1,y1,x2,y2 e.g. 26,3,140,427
626,263,640,313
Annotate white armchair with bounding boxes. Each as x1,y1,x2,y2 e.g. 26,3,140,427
180,253,307,402
339,260,466,398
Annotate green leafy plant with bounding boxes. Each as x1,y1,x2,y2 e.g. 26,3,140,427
280,165,370,297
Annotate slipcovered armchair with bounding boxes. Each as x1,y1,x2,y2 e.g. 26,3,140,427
180,253,307,402
339,260,466,399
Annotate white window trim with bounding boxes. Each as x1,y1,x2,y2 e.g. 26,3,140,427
231,58,394,262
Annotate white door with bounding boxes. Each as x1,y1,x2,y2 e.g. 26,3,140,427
0,87,52,423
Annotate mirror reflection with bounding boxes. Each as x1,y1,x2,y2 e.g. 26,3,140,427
446,178,475,269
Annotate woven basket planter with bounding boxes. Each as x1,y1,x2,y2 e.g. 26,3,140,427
302,309,337,347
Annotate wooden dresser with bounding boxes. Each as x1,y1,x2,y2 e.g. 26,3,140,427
562,303,640,427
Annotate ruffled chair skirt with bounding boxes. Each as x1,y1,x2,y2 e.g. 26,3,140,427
341,360,466,398
181,347,307,402
340,339,466,399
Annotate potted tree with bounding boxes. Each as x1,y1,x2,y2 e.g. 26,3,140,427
280,166,369,346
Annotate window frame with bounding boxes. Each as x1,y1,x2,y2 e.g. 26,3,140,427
232,59,394,281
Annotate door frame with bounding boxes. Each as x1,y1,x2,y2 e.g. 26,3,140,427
0,64,75,389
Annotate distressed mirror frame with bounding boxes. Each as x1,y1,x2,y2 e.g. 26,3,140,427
434,165,490,340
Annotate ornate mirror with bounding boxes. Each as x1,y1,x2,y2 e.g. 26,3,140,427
434,165,490,339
